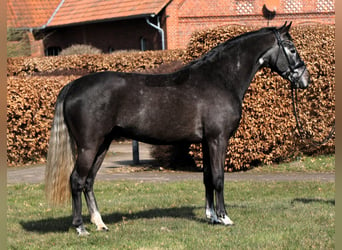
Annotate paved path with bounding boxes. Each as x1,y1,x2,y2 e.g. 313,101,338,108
7,142,335,184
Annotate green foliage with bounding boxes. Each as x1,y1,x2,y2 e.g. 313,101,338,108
7,28,31,57
7,28,26,41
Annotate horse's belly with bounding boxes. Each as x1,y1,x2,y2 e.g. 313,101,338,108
115,103,203,144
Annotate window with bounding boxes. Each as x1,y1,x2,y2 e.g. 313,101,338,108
235,0,254,15
140,37,147,51
284,0,303,13
316,0,334,12
45,46,61,56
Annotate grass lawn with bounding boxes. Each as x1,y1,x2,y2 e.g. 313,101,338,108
8,178,334,249
250,154,335,173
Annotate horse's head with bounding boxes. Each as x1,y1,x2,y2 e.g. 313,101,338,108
262,22,310,89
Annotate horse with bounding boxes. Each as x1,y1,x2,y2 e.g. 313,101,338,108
45,22,310,236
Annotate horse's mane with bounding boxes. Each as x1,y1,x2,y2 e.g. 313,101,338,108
187,27,275,68
143,26,281,87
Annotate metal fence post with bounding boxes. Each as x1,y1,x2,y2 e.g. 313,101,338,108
132,140,140,164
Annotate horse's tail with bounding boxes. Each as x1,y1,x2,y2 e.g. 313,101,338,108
45,84,76,206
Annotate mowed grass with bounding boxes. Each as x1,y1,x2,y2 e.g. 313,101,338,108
250,154,335,173
8,178,334,249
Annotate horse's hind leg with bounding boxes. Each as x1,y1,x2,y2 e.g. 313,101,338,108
70,147,98,236
84,141,111,232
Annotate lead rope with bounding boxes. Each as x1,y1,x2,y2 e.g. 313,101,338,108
291,87,335,147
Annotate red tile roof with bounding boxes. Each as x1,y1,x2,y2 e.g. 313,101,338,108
49,0,171,27
7,0,61,28
7,0,172,29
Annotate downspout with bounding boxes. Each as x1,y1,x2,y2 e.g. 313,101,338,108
132,14,165,162
146,15,165,50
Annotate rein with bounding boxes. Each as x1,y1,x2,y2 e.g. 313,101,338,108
273,29,335,147
291,87,335,147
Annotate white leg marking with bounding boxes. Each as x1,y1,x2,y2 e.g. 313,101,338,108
91,211,109,231
218,214,234,226
76,226,90,236
206,208,234,225
206,208,219,224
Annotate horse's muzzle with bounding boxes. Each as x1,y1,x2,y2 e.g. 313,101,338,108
291,67,310,89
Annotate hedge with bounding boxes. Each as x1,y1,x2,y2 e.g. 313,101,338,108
7,50,187,166
184,24,335,170
7,24,335,169
7,50,187,76
7,76,78,165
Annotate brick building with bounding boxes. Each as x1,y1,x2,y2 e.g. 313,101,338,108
7,0,335,57
166,0,335,49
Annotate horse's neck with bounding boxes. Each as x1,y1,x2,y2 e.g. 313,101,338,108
230,52,263,101
199,32,273,101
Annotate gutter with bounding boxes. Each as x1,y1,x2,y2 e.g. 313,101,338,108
146,15,165,50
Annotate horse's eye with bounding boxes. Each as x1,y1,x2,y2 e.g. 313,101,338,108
290,48,296,54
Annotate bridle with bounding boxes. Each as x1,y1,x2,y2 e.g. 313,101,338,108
272,29,335,147
272,29,306,89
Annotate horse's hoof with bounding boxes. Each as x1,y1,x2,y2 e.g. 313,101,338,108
97,226,109,232
208,218,220,225
218,215,234,226
76,225,90,236
205,208,234,226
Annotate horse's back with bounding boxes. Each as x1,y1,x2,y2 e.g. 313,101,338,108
62,71,205,144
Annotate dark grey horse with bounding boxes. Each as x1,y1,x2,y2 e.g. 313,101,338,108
45,22,310,236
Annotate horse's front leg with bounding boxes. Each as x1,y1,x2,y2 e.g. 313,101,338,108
204,137,234,226
202,142,218,223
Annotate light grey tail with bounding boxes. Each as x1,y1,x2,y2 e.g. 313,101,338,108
45,85,76,206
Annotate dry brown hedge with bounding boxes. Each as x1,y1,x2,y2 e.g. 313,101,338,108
184,24,335,171
7,50,187,76
7,76,79,165
7,24,335,169
7,50,187,166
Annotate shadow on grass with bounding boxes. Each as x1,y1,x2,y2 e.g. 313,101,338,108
291,198,335,206
20,197,334,234
20,215,74,233
20,203,247,234
20,206,203,234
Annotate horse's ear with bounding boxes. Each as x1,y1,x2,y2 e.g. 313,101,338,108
279,21,292,34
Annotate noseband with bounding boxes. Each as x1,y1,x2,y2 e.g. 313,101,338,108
272,29,306,88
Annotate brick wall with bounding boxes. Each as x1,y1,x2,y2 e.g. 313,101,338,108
166,0,335,49
27,32,44,57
